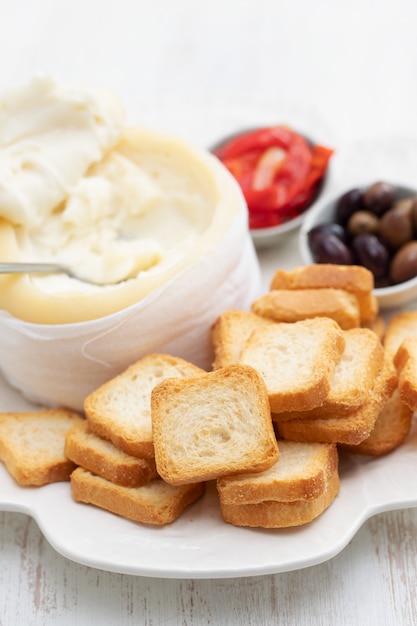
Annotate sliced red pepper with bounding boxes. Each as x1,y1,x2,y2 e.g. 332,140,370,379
214,126,294,160
213,126,334,229
251,146,287,190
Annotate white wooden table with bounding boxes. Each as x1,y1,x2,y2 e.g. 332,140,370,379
2,0,417,623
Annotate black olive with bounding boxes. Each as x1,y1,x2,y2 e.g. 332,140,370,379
351,233,390,279
335,188,363,225
362,181,396,216
309,231,353,265
308,222,348,244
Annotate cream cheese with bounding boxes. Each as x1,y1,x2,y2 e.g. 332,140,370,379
0,77,243,323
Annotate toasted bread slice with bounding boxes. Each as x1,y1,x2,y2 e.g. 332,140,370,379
270,264,377,324
272,328,385,421
252,288,361,329
393,336,417,410
362,315,385,341
151,364,279,486
275,357,398,445
0,408,83,486
211,309,273,369
84,354,204,459
70,468,205,525
270,264,374,293
65,421,158,487
220,469,340,528
340,389,412,457
217,441,338,504
239,317,345,413
383,311,417,360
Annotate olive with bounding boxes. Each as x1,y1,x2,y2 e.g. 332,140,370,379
351,233,390,279
335,188,363,225
390,241,417,284
309,231,353,265
379,200,414,250
362,181,396,216
347,210,379,236
409,196,417,231
308,222,348,244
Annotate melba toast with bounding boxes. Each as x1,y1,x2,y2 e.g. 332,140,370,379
276,357,398,445
340,389,412,457
272,327,385,421
217,440,340,529
0,408,83,486
151,365,279,485
252,288,361,330
239,317,345,413
65,421,158,487
217,441,338,504
211,309,273,369
84,353,204,459
269,264,378,324
71,469,205,526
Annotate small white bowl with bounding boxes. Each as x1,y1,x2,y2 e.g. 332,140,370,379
299,182,417,309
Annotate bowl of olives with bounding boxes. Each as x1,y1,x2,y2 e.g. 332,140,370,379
299,181,417,308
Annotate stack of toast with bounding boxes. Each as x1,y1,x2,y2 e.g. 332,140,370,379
69,354,208,525
0,263,414,530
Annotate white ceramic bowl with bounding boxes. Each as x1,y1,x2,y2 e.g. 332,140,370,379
0,131,262,411
299,182,417,309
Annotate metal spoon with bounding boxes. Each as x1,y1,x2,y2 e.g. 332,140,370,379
0,262,102,284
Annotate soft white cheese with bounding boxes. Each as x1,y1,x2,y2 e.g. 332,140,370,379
0,76,212,287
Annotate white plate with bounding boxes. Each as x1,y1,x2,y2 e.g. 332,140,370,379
2,111,417,579
1,376,416,579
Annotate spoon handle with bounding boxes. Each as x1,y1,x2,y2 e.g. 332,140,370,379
0,262,64,274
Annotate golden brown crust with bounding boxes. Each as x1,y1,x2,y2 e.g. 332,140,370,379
252,288,361,330
393,336,417,410
269,265,377,324
275,358,398,445
151,365,279,486
70,469,205,525
0,408,83,486
339,389,412,457
383,311,417,360
239,318,345,413
272,328,385,421
217,441,338,504
211,309,273,369
220,470,340,528
65,421,158,487
362,315,385,341
84,353,205,459
270,264,374,293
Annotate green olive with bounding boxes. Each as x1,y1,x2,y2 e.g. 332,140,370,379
379,200,414,250
390,241,417,284
347,210,379,236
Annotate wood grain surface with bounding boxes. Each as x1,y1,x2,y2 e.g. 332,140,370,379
1,508,417,625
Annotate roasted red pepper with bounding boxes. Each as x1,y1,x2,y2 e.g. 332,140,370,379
213,126,334,230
